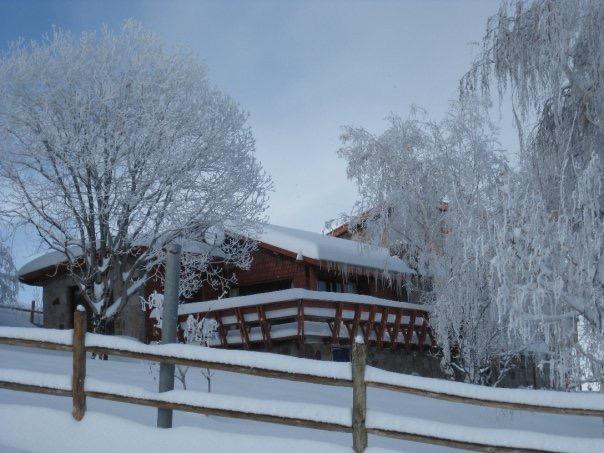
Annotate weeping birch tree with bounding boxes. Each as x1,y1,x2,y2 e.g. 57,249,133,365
0,22,271,329
462,0,604,388
338,98,520,384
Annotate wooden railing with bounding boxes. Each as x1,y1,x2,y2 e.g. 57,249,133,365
0,311,603,453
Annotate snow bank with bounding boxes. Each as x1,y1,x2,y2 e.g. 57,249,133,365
0,326,73,346
365,366,604,412
251,223,414,275
180,288,429,315
0,404,354,453
367,410,604,453
86,378,351,428
86,333,352,381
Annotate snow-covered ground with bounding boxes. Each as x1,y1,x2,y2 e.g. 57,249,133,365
0,310,602,452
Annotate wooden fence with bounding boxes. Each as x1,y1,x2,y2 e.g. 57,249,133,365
0,301,43,327
0,310,603,453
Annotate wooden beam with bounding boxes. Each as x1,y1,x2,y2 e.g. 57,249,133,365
257,305,272,349
343,320,353,341
427,326,437,349
404,311,416,351
377,307,388,349
235,308,249,350
0,337,71,351
351,305,361,341
365,305,376,343
297,300,304,344
351,341,368,452
332,303,343,345
391,309,402,351
0,380,71,397
214,312,228,347
88,345,352,387
366,427,545,453
87,390,351,434
418,319,428,352
72,308,86,421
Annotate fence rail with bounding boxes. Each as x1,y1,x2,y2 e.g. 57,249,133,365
0,301,43,327
0,314,603,452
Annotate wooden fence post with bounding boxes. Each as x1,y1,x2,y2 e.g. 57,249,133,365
29,300,35,324
72,305,87,421
351,335,367,453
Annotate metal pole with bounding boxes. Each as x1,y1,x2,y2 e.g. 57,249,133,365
30,300,35,324
157,243,181,428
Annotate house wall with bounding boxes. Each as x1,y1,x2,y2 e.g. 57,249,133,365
234,248,317,290
41,276,146,341
177,248,319,303
42,276,76,330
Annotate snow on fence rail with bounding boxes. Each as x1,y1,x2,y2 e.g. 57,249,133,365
1,320,604,453
1,325,602,416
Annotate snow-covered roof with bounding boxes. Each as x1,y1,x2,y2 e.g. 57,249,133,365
17,247,81,278
18,223,413,280
179,288,428,316
17,239,219,279
251,223,414,275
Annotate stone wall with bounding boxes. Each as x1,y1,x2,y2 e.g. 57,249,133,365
251,339,443,379
42,276,76,330
42,277,146,341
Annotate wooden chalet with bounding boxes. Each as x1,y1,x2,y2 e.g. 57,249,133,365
173,224,438,372
18,223,440,376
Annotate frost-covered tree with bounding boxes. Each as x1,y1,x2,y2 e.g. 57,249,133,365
338,106,450,278
0,241,18,306
463,0,604,388
182,315,218,392
143,291,217,391
339,97,521,384
0,22,270,329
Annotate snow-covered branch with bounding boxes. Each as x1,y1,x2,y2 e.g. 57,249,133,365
0,22,270,328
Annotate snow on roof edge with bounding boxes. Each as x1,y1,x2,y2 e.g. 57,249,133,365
243,223,415,276
18,223,414,280
179,288,429,316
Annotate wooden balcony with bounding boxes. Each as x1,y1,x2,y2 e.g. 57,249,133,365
178,289,435,351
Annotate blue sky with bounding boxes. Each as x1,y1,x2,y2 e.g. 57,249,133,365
1,0,514,302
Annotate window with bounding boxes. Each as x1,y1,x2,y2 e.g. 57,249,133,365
317,280,357,294
237,280,292,296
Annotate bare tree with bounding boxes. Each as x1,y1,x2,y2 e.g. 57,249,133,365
0,22,270,330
